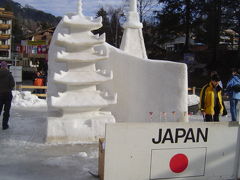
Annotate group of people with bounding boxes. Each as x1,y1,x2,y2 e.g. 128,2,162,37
200,68,240,122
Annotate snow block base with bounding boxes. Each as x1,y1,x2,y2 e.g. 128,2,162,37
46,112,115,143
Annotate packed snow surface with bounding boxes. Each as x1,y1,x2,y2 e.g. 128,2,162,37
188,94,200,106
12,90,47,109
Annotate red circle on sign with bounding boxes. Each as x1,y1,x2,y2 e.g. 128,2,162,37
169,153,188,173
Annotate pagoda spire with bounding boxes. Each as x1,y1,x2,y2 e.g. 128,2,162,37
77,0,83,16
130,0,137,12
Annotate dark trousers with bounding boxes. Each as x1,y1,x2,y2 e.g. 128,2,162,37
0,92,13,128
230,99,239,121
204,114,219,122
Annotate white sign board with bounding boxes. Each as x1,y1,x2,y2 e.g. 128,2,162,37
104,122,240,180
10,66,22,82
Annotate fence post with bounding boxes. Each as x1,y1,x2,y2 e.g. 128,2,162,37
192,86,196,95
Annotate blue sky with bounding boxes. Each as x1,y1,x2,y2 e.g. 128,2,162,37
13,0,125,17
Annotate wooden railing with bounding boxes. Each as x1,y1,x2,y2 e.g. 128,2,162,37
0,45,10,49
0,34,10,39
0,12,14,19
0,24,10,29
18,85,47,98
188,87,196,94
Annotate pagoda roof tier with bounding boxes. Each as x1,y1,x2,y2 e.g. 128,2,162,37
56,33,105,47
53,70,113,85
56,50,108,63
63,14,102,31
51,91,117,111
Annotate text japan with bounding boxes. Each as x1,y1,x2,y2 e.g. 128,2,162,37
152,128,208,144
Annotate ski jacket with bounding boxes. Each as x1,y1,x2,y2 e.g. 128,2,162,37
199,82,224,115
0,69,15,93
34,77,44,86
226,75,240,100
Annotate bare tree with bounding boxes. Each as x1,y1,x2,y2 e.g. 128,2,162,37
95,5,125,47
138,0,159,22
124,0,159,22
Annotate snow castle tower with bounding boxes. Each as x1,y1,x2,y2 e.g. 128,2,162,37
46,0,117,143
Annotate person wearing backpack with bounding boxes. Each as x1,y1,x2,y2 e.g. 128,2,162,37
226,68,240,122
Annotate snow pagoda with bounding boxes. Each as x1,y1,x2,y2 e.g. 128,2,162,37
46,0,117,143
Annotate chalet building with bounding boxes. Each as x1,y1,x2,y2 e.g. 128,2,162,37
0,8,14,62
19,27,55,73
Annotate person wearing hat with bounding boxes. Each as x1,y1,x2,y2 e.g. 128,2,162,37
199,74,224,122
0,61,15,130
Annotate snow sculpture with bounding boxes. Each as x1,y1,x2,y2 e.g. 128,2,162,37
120,0,147,59
97,0,188,123
47,0,188,143
46,0,117,143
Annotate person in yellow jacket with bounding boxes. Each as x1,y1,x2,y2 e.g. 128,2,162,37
199,74,224,122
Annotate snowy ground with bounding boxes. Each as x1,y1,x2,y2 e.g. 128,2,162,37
0,109,99,180
0,92,232,180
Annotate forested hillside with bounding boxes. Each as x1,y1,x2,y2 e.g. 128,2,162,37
0,0,61,43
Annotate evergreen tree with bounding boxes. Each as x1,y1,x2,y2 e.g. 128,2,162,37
94,7,124,48
222,0,240,51
94,8,112,43
155,0,207,53
155,0,184,44
205,0,222,68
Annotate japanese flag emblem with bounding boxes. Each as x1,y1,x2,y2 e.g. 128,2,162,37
150,147,206,179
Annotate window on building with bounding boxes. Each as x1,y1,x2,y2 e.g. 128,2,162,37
1,40,6,45
0,51,9,57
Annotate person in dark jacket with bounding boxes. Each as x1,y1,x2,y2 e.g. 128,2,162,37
210,71,227,116
0,61,15,130
226,68,240,122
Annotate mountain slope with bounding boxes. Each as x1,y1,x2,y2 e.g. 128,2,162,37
0,0,61,43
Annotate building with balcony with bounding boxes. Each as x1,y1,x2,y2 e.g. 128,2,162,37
18,27,55,74
0,8,14,61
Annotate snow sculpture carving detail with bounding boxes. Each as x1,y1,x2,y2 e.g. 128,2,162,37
46,0,117,143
